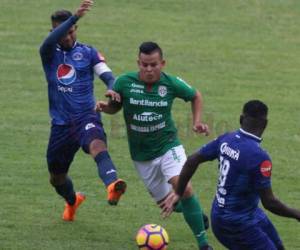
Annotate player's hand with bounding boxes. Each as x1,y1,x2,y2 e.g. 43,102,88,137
193,122,210,136
95,100,108,112
105,90,121,103
160,192,180,218
75,0,93,18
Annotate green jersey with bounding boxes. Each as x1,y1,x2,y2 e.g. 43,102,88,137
113,72,196,161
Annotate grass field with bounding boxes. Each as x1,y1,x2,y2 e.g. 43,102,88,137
0,0,300,249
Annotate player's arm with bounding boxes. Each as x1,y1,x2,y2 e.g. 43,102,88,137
176,152,208,196
191,90,209,136
161,152,209,217
95,74,125,114
39,0,92,60
95,99,122,114
259,188,300,221
161,135,221,217
39,16,79,59
93,62,121,103
173,76,209,135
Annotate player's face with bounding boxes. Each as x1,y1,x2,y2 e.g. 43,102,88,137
138,52,165,84
52,22,77,49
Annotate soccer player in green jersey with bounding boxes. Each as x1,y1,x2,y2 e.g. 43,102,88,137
96,42,212,250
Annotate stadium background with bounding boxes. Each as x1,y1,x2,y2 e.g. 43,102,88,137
0,0,299,249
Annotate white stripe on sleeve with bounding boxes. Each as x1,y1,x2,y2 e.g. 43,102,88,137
93,62,112,77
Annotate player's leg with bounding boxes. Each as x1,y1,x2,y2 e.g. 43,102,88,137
211,214,278,250
134,157,170,202
258,215,284,250
211,215,235,249
161,145,211,250
169,177,210,249
80,117,126,205
47,124,85,221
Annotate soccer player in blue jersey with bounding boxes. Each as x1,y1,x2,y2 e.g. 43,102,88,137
162,100,300,249
39,0,126,221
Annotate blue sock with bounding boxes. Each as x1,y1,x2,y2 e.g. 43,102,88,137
94,151,118,186
54,177,76,205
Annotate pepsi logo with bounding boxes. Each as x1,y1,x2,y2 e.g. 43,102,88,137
260,160,272,177
57,64,76,85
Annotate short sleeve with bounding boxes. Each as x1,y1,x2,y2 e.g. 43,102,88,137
172,76,196,101
250,153,272,190
198,137,221,161
91,47,106,67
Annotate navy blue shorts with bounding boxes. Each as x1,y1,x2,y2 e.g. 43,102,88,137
47,113,106,174
212,211,283,250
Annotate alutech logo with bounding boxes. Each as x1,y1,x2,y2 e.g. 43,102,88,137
133,112,163,122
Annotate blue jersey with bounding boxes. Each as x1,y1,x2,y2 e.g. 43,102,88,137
199,129,272,225
40,16,114,125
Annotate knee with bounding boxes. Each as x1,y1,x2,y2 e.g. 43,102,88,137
49,173,67,186
89,139,107,158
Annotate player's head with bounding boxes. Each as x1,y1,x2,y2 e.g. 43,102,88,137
138,42,165,84
240,100,268,136
50,10,77,50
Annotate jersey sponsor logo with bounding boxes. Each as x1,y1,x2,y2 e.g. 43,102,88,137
58,86,73,93
85,123,96,130
57,64,76,85
130,98,168,107
130,121,165,133
158,85,167,97
131,83,144,89
133,112,163,122
220,142,240,160
130,89,144,94
260,160,272,177
130,83,145,94
72,52,83,61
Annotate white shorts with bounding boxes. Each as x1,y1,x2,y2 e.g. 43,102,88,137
133,145,187,202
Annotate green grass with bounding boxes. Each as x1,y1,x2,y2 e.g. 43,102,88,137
0,0,300,249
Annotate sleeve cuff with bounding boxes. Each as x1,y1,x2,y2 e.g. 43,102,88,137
71,15,80,23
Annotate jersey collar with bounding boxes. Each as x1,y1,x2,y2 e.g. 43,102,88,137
56,41,77,51
239,128,262,142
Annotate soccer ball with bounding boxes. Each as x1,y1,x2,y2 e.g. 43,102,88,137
136,224,169,250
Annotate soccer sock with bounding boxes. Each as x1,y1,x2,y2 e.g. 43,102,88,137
181,194,208,248
174,201,183,213
94,151,118,187
54,177,76,205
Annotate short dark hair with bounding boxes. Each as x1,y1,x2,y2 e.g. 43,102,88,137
139,41,163,58
243,100,268,119
51,10,72,24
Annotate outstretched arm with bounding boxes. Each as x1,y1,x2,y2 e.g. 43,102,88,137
74,0,93,18
191,90,209,136
39,16,79,59
259,188,300,221
161,152,208,217
39,0,93,59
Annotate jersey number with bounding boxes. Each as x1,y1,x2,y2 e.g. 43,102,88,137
218,156,230,187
